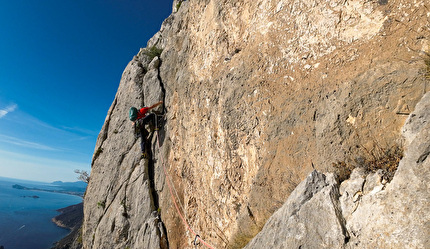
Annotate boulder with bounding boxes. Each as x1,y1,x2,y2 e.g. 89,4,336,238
244,171,348,249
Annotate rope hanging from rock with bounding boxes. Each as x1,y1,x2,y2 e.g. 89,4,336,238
155,130,216,249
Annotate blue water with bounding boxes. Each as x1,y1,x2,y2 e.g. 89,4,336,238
0,178,82,249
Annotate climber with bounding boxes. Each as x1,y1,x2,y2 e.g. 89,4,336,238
129,101,163,159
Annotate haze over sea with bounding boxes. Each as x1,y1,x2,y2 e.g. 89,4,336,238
0,177,82,249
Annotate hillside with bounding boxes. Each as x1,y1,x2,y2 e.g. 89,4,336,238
83,0,429,248
52,203,84,249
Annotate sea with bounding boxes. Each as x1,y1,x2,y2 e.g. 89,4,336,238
0,177,83,249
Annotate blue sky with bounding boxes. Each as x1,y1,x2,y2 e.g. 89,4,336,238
0,0,172,182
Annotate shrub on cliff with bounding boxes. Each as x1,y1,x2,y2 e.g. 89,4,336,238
142,46,163,61
175,0,183,12
333,142,403,183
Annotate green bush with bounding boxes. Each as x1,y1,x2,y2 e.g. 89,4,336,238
176,0,183,11
77,227,83,244
142,46,163,61
97,200,106,209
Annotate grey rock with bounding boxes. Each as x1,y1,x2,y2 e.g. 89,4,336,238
339,168,366,221
244,171,348,249
344,91,430,249
402,92,430,147
362,170,384,195
83,49,167,249
142,57,164,112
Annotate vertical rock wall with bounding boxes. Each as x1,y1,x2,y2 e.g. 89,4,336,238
83,54,168,249
83,0,429,248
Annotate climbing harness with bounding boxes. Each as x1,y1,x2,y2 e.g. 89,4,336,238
155,130,215,249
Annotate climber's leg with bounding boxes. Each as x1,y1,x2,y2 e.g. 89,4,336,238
140,125,149,158
140,113,156,129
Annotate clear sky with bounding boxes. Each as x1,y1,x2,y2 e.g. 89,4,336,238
0,0,173,182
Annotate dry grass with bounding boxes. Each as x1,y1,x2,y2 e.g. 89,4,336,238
229,234,255,249
332,161,354,183
425,55,430,80
228,224,263,249
333,142,403,183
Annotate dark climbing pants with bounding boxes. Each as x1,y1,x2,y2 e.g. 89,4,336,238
136,113,157,153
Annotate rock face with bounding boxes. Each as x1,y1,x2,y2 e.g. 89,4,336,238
83,0,429,248
245,92,430,248
244,171,348,249
82,54,168,249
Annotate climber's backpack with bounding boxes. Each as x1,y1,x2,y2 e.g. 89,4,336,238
129,107,138,121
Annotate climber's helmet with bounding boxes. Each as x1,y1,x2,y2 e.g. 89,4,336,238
129,107,138,121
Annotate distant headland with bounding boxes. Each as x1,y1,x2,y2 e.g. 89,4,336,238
12,181,86,197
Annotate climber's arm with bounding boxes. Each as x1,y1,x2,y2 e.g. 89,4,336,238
148,101,163,110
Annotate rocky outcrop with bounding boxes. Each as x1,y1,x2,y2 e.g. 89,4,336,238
82,53,168,249
83,0,429,248
244,171,347,249
245,92,430,248
52,203,84,230
52,203,84,249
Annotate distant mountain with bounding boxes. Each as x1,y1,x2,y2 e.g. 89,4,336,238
51,181,87,189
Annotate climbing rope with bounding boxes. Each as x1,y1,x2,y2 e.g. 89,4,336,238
155,130,216,249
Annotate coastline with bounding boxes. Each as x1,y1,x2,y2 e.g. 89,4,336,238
12,184,85,197
51,202,83,229
51,202,84,249
0,179,84,249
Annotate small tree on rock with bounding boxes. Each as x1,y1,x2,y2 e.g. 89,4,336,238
74,169,90,183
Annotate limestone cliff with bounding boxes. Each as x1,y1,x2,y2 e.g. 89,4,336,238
83,0,429,248
244,92,430,248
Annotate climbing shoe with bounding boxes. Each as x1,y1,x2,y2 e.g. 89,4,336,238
141,152,148,159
